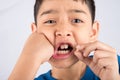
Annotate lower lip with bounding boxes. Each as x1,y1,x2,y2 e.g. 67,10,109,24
52,51,73,60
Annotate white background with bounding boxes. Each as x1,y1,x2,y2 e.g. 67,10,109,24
0,0,120,79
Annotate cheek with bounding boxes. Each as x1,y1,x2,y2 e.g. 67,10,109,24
37,27,55,45
74,30,90,44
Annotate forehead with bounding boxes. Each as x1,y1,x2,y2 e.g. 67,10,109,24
39,0,89,12
43,0,85,2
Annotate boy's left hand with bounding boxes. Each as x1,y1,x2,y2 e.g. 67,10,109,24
74,41,120,80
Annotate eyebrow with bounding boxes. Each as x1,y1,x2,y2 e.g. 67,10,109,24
40,9,87,16
68,9,87,14
40,10,58,16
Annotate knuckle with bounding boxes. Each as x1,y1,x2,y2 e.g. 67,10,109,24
94,50,100,58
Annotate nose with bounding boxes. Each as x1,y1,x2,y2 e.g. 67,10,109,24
55,30,72,37
55,18,73,37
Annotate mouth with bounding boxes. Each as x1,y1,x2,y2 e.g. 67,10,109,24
52,43,74,59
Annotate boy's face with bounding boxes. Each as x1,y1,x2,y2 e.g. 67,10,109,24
33,0,99,68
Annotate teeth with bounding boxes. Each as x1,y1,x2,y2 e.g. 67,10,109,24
60,44,68,49
58,50,70,54
64,44,68,49
57,44,72,54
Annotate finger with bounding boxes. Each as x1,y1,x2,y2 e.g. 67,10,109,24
76,44,85,51
93,57,118,70
74,49,84,60
74,45,86,60
88,57,119,78
81,41,116,57
76,43,98,57
93,50,117,63
94,41,116,53
74,49,92,65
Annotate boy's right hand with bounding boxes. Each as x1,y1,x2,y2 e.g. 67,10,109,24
22,31,54,64
9,31,54,80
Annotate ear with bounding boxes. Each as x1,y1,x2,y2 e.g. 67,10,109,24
31,23,37,32
90,21,99,42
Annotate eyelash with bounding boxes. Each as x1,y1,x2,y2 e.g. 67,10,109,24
72,19,83,23
44,19,83,24
44,20,56,24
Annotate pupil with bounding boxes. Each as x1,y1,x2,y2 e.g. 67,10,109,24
74,19,80,23
49,20,52,23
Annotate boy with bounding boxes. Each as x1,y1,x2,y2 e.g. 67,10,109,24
9,0,120,80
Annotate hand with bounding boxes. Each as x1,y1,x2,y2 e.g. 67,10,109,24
9,31,54,80
74,41,120,80
22,31,54,64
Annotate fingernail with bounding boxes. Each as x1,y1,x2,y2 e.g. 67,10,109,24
76,45,81,49
83,53,86,57
75,45,80,52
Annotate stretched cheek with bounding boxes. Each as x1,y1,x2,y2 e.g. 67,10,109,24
42,30,55,45
46,32,55,45
36,26,55,45
74,32,90,44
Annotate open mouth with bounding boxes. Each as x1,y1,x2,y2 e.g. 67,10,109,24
57,43,73,54
52,43,74,59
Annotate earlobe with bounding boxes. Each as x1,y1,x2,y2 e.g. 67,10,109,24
90,21,99,42
31,23,37,32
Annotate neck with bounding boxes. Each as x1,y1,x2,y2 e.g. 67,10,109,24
51,61,86,80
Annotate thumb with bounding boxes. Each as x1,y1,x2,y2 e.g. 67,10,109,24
74,46,92,66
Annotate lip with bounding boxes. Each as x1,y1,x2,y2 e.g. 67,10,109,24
52,51,73,60
52,42,74,60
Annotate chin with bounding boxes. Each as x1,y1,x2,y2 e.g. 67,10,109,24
53,61,78,69
49,56,79,69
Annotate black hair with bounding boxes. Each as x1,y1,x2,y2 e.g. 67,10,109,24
34,0,95,24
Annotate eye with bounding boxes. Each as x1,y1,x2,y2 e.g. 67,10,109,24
72,19,83,23
44,20,56,24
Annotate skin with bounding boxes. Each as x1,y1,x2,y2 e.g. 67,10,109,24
9,0,120,80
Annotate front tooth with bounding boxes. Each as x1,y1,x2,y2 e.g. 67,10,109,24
60,45,65,49
64,44,68,49
60,44,68,49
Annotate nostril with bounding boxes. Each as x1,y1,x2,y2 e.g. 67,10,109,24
56,32,62,36
57,33,62,36
55,31,72,37
67,34,71,36
56,33,71,36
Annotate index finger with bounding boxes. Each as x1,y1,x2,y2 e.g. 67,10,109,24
77,41,116,57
